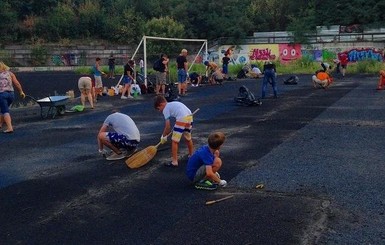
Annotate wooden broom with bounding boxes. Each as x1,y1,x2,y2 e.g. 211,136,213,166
125,108,199,169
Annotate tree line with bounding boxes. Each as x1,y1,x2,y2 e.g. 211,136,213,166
1,0,385,46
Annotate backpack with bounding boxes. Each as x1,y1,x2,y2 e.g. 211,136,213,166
153,59,162,71
164,83,180,102
283,75,299,85
234,85,262,106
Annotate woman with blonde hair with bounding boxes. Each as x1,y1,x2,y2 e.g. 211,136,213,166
0,62,25,133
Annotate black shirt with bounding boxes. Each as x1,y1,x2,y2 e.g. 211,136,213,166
176,55,187,69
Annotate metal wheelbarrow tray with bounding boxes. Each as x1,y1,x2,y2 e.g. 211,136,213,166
33,95,69,119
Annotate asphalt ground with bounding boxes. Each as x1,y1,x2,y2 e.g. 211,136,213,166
0,72,384,244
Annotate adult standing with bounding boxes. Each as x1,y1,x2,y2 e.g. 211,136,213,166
0,62,25,133
261,60,278,99
139,57,144,75
339,53,349,77
222,53,230,80
97,111,140,161
121,59,135,99
92,57,105,99
77,76,94,109
176,49,188,96
108,54,115,79
155,54,169,95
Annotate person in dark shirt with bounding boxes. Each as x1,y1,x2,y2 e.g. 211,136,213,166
176,49,188,95
108,54,115,79
261,60,278,99
155,54,169,95
222,53,230,80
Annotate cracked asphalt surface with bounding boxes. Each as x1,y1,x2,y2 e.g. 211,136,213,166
1,72,384,244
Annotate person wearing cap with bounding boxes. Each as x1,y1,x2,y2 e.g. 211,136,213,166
176,49,188,96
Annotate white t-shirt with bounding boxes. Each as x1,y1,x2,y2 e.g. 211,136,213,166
252,67,261,74
163,102,191,120
104,112,140,141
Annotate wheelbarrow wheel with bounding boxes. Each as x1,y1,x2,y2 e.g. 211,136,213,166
57,105,66,115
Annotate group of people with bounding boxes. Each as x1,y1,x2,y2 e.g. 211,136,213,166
98,95,227,191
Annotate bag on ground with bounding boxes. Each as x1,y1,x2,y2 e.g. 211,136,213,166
234,85,262,106
283,75,299,85
164,83,180,102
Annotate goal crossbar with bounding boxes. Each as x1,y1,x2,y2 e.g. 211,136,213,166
129,35,208,87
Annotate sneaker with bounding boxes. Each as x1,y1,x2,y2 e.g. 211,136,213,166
98,149,111,158
127,95,134,99
121,96,128,99
194,179,218,190
106,152,125,161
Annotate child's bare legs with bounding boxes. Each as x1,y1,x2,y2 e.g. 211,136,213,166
186,138,193,157
171,136,193,165
212,157,222,173
171,140,179,165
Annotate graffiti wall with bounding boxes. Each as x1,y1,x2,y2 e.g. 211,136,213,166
209,44,385,65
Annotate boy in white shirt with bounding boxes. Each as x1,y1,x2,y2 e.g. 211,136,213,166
154,95,194,167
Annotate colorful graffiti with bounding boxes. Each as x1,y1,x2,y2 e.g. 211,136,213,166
279,44,301,63
339,48,384,62
216,44,384,65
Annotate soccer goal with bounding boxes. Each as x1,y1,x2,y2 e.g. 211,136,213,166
130,35,208,87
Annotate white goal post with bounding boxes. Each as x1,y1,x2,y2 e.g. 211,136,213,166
129,35,208,87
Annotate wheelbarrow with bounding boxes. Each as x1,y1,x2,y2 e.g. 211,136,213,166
27,95,69,119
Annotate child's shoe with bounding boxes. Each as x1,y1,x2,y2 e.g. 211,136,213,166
194,179,218,190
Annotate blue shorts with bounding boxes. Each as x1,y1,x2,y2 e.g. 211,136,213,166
122,75,132,85
107,132,139,150
178,69,187,83
0,91,14,114
222,64,228,74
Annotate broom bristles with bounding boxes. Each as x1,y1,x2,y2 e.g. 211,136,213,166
126,145,158,168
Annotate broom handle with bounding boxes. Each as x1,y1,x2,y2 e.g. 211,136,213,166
191,108,200,115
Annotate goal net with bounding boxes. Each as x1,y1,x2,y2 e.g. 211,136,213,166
130,35,208,87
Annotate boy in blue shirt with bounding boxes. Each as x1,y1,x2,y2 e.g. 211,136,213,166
186,132,227,190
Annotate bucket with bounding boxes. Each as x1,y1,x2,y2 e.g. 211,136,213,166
108,88,115,96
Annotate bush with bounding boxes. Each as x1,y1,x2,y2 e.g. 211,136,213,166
30,45,48,66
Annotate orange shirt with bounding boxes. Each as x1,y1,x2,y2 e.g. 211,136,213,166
317,72,330,81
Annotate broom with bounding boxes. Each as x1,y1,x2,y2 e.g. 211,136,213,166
125,108,199,169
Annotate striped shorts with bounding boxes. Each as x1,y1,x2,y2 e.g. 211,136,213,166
172,115,193,142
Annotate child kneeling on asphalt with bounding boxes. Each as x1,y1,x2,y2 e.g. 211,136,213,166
186,131,227,190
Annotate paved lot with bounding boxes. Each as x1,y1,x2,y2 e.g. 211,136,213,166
1,72,384,244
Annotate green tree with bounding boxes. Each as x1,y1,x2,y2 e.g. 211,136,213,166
0,2,19,43
35,2,77,41
108,8,145,44
143,16,186,58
